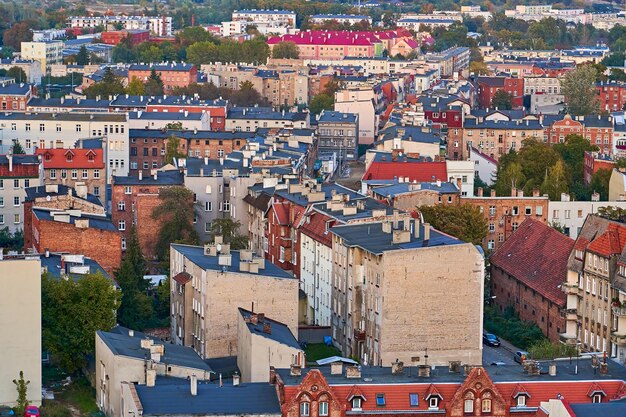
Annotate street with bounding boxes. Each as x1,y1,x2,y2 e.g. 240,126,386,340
483,336,521,366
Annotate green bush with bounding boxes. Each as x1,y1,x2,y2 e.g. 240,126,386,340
528,339,577,360
484,305,546,349
40,402,71,417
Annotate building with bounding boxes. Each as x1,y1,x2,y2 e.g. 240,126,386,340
128,110,210,131
0,154,42,233
0,59,43,84
371,181,461,211
237,308,304,383
0,257,41,407
461,188,549,251
267,31,384,60
68,15,173,36
232,9,296,26
20,41,63,71
362,154,448,186
317,111,359,161
374,125,441,160
225,107,310,131
0,83,32,110
476,76,525,109
128,63,198,92
544,115,614,156
100,30,150,47
334,88,378,145
330,217,484,366
95,327,212,417
309,15,373,26
170,242,299,359
468,146,497,185
548,194,626,239
584,151,616,184
111,170,184,259
36,148,105,198
490,218,574,342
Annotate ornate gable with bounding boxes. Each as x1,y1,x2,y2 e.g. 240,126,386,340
283,370,345,417
446,367,508,417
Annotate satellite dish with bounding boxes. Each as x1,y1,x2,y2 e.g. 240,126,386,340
216,244,222,252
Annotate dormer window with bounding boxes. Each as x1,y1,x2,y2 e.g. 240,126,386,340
376,394,385,407
517,396,526,407
429,397,439,409
45,153,51,161
88,154,95,162
66,154,73,162
352,398,362,410
593,394,603,403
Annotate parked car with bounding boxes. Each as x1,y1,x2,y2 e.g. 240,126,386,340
514,350,529,364
483,332,501,347
24,406,39,417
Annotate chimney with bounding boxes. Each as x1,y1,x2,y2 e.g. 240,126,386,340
414,220,420,239
220,157,224,166
345,365,361,379
153,172,157,180
128,329,134,337
233,372,240,386
418,365,431,377
8,153,13,172
263,322,272,334
532,188,540,197
290,364,302,376
204,157,209,165
146,369,156,387
190,374,198,396
477,187,483,197
511,187,517,197
391,360,404,375
490,189,496,197
423,223,430,241
330,362,343,375
139,171,143,181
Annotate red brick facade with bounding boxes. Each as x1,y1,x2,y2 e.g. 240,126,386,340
543,115,614,155
128,64,198,92
584,151,616,184
477,77,524,109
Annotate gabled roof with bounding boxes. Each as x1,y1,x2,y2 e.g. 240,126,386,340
299,210,335,247
270,201,290,226
587,382,607,397
490,217,574,307
346,385,367,401
511,383,531,398
425,384,443,400
36,148,104,169
363,161,447,183
238,308,301,350
587,223,626,257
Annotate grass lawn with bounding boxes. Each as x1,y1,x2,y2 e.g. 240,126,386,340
56,377,99,415
305,343,342,363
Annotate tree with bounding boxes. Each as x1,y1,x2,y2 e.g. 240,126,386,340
209,218,249,250
554,134,598,186
164,135,185,165
560,64,600,116
83,67,125,99
470,61,490,76
597,206,626,221
176,26,218,46
418,203,488,246
42,273,120,373
13,371,29,416
272,41,300,59
3,22,33,51
152,186,198,261
186,41,219,66
126,77,145,96
541,159,569,200
11,140,25,155
309,94,334,115
165,122,183,131
496,161,525,196
6,66,26,83
491,89,513,110
590,168,612,200
609,68,626,82
76,45,89,65
144,69,164,96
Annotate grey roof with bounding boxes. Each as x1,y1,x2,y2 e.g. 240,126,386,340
204,356,239,379
41,253,113,283
184,157,248,176
330,219,462,255
274,183,363,207
171,244,295,279
130,129,253,141
377,125,440,144
0,83,31,95
25,185,103,207
227,107,308,122
464,118,543,130
239,308,301,350
312,197,394,222
0,154,40,166
570,402,626,417
129,111,204,121
318,110,357,124
28,97,110,109
33,209,117,232
97,329,212,372
113,170,183,186
0,112,126,122
371,182,459,198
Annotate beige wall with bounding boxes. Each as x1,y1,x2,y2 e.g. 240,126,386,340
0,259,42,407
609,169,626,202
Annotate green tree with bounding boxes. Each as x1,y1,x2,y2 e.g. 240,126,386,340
609,68,626,82
6,66,26,83
12,371,29,416
495,161,525,196
271,41,300,59
419,203,488,246
186,41,219,66
491,89,513,110
165,122,183,131
209,218,249,250
144,69,164,96
560,64,600,116
596,206,626,221
554,134,598,186
590,168,612,200
83,67,125,99
164,135,185,164
470,61,490,75
176,26,218,46
152,186,199,261
11,140,25,154
42,273,120,373
76,45,89,65
541,159,569,200
126,77,145,96
309,94,334,115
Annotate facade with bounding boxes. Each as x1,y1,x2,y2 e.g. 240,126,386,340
490,218,574,342
20,41,63,71
170,242,299,359
548,196,626,239
36,148,105,198
225,107,310,131
476,77,525,109
237,308,305,383
584,151,615,184
371,181,460,211
95,328,212,417
468,146,497,185
0,258,42,407
0,59,43,84
128,110,210,131
68,15,173,36
544,115,614,156
232,9,296,26
128,63,198,92
317,111,359,161
330,217,484,366
0,154,42,233
310,14,373,25
0,83,32,110
461,188,549,251
100,30,150,47
374,125,441,160
334,88,377,145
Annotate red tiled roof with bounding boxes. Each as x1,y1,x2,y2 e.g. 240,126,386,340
267,30,411,47
587,223,626,257
172,271,191,285
36,148,104,169
271,202,290,226
363,161,448,182
299,211,335,247
490,217,575,306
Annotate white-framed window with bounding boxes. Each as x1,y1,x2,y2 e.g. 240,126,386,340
205,222,211,233
205,201,212,211
93,186,100,196
82,169,89,179
482,399,492,413
319,402,328,416
487,240,495,250
118,201,125,211
118,220,126,231
13,179,19,188
13,196,20,206
464,399,473,413
71,169,78,179
279,246,285,263
429,397,439,409
13,214,19,224
223,200,230,212
352,398,362,410
0,197,3,207
299,402,309,417
50,169,56,179
0,214,4,224
124,186,132,195
593,394,602,403
517,396,526,407
94,169,100,179
121,238,126,250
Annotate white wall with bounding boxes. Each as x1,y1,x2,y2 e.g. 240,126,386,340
548,200,626,239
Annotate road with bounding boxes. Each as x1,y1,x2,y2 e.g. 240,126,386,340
483,336,521,366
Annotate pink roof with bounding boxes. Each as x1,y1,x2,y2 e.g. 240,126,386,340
267,30,406,47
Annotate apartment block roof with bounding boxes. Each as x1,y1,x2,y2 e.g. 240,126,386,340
36,148,104,169
129,111,204,121
377,125,440,144
0,154,40,165
129,63,195,72
112,170,184,186
363,160,447,183
171,244,294,279
28,97,111,110
267,30,382,47
318,110,358,124
135,377,281,416
372,181,459,198
129,129,253,140
227,107,308,121
0,112,127,122
490,217,574,307
311,14,370,20
0,83,31,95
312,197,394,222
32,209,116,232
98,328,212,372
238,308,301,350
41,252,111,282
25,184,103,207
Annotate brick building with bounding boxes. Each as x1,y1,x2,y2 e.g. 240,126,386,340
370,181,461,212
0,83,33,111
145,97,227,131
35,148,105,198
100,30,150,47
584,151,616,184
597,81,626,112
476,76,524,109
127,63,198,92
490,217,575,342
0,154,42,233
111,170,184,259
461,188,549,251
544,114,614,156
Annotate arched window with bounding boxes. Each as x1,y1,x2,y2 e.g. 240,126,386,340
481,399,492,413
463,391,474,413
300,402,310,417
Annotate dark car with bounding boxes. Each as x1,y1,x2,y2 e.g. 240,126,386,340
483,333,501,347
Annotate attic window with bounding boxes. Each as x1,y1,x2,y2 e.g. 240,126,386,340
516,396,526,407
66,154,73,162
352,398,362,410
409,393,419,407
429,397,439,409
376,394,385,407
87,154,94,162
45,153,51,161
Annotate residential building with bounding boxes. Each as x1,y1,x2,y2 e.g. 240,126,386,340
0,83,32,110
225,107,310,132
267,31,383,60
100,30,150,47
128,110,210,131
468,146,497,186
144,97,227,131
584,151,616,184
0,112,130,179
237,308,304,383
373,125,440,160
426,47,471,77
0,154,42,233
309,15,373,25
95,327,212,417
111,170,184,259
476,76,525,109
609,169,626,201
0,59,43,84
371,181,461,211
461,188,549,251
362,154,448,188
544,115,614,156
68,15,173,36
127,63,198,92
242,182,274,254
0,257,41,407
20,41,63,71
334,88,378,144
170,242,299,359
548,193,626,239
232,9,296,26
35,148,105,198
317,111,359,161
490,218,574,342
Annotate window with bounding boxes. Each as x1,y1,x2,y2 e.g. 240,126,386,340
71,169,78,179
50,169,57,179
93,186,100,196
223,200,230,212
13,214,19,224
13,196,20,206
489,223,495,233
0,214,3,224
25,123,30,131
205,201,212,211
482,399,492,413
409,394,419,407
429,398,439,409
464,399,473,413
39,123,45,132
517,396,526,407
82,169,88,179
376,394,385,407
299,402,309,417
319,402,328,416
525,206,532,215
489,206,496,216
512,206,519,215
118,220,126,231
124,186,132,195
593,394,602,403
76,124,82,132
13,179,19,188
94,170,100,179
488,240,495,250
121,238,126,250
536,206,543,216
279,246,285,263
118,201,125,211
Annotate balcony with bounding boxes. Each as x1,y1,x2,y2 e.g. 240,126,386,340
564,308,577,321
613,306,626,317
559,333,578,345
354,329,366,342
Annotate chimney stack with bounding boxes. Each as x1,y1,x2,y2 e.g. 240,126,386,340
233,372,240,386
490,189,496,197
8,153,13,172
477,187,483,197
138,171,143,181
423,223,430,241
190,374,197,396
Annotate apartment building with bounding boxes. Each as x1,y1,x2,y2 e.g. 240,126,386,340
35,148,105,198
267,31,383,60
0,154,42,233
317,111,359,161
334,88,378,145
68,15,173,36
232,9,296,26
128,110,210,131
128,63,198,92
20,41,63,71
476,76,525,109
548,194,626,239
310,14,373,25
225,107,310,131
461,188,549,251
170,241,299,359
0,112,130,179
371,181,461,210
330,216,484,366
0,83,32,111
544,114,614,156
0,59,43,84
0,257,41,407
